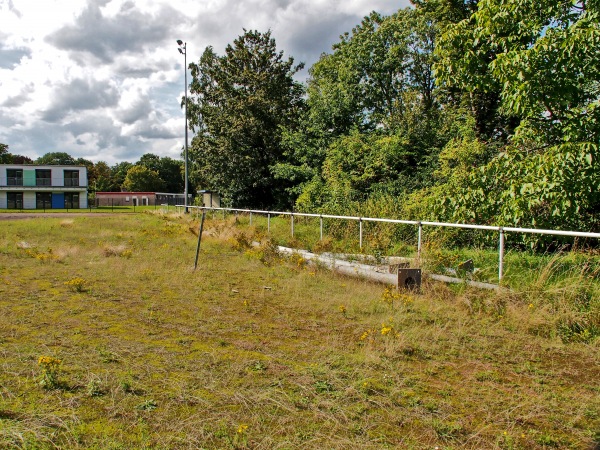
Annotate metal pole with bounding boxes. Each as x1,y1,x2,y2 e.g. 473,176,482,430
499,228,505,282
291,213,294,237
194,210,206,270
268,213,271,233
320,216,323,241
417,222,423,261
184,43,189,214
359,218,363,249
249,212,252,226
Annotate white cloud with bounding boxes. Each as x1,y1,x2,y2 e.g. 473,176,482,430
0,0,411,164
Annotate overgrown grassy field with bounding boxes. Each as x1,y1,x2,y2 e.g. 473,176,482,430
0,212,598,449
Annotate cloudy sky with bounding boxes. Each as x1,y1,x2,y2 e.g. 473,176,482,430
0,0,409,165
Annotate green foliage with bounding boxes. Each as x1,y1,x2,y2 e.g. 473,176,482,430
307,9,436,134
435,0,600,146
93,161,112,191
109,161,133,191
35,152,76,165
0,143,9,163
411,141,600,246
295,10,445,213
122,165,165,192
188,29,305,208
296,132,413,212
270,114,330,200
138,153,184,193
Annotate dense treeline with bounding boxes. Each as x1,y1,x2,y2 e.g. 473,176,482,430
2,0,598,240
187,0,599,242
0,146,185,194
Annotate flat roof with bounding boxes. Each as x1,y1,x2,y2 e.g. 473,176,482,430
96,192,155,195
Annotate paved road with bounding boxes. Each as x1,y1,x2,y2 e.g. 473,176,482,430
0,213,122,220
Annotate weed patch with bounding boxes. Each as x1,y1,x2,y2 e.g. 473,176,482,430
0,213,598,449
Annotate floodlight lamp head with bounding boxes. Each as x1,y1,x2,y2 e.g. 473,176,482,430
178,48,183,54
177,40,183,46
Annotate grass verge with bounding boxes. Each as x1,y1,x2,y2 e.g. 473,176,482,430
0,212,598,449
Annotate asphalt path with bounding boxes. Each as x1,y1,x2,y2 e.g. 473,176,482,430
0,213,123,220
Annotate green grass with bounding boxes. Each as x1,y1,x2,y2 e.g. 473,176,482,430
0,205,166,214
0,212,598,449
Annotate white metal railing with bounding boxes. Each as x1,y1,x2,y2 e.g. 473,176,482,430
178,205,600,282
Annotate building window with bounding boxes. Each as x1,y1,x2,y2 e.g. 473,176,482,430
7,192,23,209
64,193,79,209
36,192,52,209
6,169,23,186
64,170,80,187
36,169,51,187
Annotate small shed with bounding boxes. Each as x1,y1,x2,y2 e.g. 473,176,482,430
199,190,220,208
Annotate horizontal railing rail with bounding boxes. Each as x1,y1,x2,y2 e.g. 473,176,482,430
177,205,600,282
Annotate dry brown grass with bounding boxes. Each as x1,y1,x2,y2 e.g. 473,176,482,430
0,212,598,449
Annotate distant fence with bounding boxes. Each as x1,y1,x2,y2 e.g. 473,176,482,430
178,205,600,282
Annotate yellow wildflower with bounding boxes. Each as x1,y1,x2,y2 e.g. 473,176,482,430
359,330,371,341
381,323,393,336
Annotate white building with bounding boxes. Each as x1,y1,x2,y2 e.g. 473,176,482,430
0,164,88,209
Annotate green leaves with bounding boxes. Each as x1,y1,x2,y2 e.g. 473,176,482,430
122,165,165,193
188,30,305,208
308,9,436,134
435,0,600,146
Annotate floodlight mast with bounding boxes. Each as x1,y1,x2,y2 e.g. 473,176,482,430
177,40,189,213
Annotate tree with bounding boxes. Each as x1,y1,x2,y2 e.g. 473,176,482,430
138,153,161,173
307,9,437,134
419,0,600,236
157,157,184,193
188,29,305,208
289,8,447,213
435,0,600,146
137,153,184,193
122,165,165,192
35,152,76,165
110,162,133,191
75,158,96,190
94,161,112,191
411,0,479,30
11,155,33,164
0,144,10,163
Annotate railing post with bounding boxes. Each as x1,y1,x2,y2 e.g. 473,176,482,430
359,218,363,249
291,213,295,237
268,213,271,233
249,212,252,226
320,215,323,241
194,210,206,270
499,227,505,282
417,222,423,261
